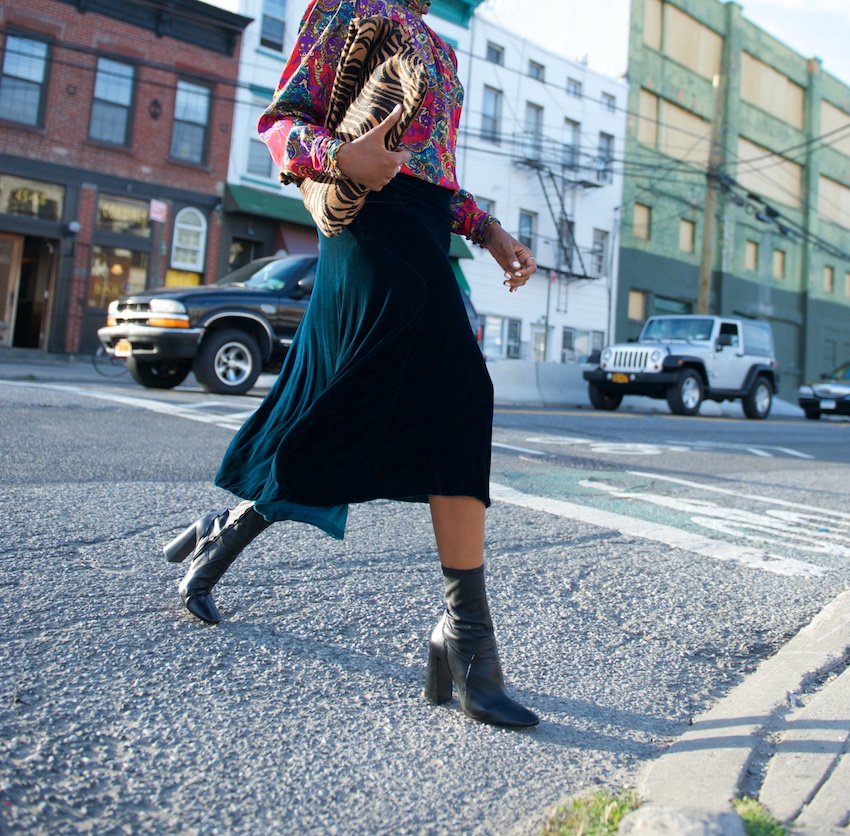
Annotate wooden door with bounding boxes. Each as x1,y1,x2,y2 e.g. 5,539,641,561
0,233,24,348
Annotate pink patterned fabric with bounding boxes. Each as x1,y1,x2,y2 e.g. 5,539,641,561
258,0,495,244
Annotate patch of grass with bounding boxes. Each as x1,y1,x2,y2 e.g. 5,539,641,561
543,789,640,835
733,798,788,836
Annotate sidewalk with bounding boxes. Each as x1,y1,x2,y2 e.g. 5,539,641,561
620,589,850,835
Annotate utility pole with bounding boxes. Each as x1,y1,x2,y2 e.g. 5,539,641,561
697,74,724,314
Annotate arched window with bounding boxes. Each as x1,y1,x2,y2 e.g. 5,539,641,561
171,207,207,272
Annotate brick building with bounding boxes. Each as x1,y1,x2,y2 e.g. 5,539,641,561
0,0,250,354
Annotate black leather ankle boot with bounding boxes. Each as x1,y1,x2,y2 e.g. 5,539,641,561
163,510,226,563
424,566,539,728
177,501,272,624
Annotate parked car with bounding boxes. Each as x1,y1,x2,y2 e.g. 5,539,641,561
583,315,779,419
99,254,482,395
797,362,850,420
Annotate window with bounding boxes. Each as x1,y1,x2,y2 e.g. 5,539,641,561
737,137,802,209
824,265,834,294
97,195,152,237
248,138,274,177
662,101,710,165
818,175,850,229
772,248,786,280
664,6,723,79
486,43,504,65
821,101,850,158
477,197,495,217
718,321,740,348
482,315,522,359
170,80,211,164
654,295,691,315
0,174,64,221
601,93,616,112
628,289,646,321
518,210,536,250
633,203,651,240
592,229,609,275
523,102,543,161
741,53,804,129
563,118,580,169
89,57,134,145
171,208,207,272
88,246,149,309
638,89,659,147
562,328,604,363
597,133,614,183
261,0,287,51
0,34,49,126
528,60,545,81
566,78,582,98
745,240,759,271
643,0,662,50
679,219,696,253
481,86,502,143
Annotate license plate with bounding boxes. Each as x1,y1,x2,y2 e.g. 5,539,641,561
611,373,629,383
819,399,837,410
114,339,132,358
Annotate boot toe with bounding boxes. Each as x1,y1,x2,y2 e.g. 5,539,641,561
180,590,222,624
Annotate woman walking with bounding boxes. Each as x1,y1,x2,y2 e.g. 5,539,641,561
164,0,538,728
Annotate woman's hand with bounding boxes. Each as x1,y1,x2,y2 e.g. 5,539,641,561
336,105,412,191
483,222,537,292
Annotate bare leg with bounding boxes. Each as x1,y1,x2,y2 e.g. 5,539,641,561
428,495,485,569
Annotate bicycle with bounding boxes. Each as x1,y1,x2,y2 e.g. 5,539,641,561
92,344,129,378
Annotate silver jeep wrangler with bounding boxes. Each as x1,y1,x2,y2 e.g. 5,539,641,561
583,315,779,419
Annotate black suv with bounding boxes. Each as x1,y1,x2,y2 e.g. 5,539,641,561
99,254,483,395
98,255,318,395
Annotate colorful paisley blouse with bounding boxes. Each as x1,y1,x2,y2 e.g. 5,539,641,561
258,0,496,245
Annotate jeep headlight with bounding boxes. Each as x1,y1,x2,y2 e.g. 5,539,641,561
601,348,613,363
107,300,119,316
650,349,662,363
149,298,187,314
798,385,813,398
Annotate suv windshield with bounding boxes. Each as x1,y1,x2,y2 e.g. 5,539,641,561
215,257,312,291
642,317,714,342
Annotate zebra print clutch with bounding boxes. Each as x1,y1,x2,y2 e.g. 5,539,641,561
299,16,429,238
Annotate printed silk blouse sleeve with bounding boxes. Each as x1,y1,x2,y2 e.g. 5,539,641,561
450,188,499,247
257,0,353,183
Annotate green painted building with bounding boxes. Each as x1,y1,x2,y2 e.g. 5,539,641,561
619,0,850,391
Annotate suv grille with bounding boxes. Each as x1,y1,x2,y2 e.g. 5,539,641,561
607,348,652,371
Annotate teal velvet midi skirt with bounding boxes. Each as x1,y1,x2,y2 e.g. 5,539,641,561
214,175,494,539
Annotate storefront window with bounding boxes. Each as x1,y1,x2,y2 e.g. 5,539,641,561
88,246,148,309
0,174,64,221
97,195,152,237
171,207,206,271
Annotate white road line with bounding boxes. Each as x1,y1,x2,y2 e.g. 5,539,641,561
492,442,546,456
490,481,828,578
628,471,850,520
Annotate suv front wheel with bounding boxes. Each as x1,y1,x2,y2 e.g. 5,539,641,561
588,383,623,411
667,369,703,416
127,357,190,389
194,329,262,395
742,376,773,420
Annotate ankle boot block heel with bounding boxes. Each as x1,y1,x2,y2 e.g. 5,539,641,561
163,511,221,563
424,620,453,705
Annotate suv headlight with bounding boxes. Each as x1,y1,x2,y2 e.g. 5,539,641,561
798,385,813,398
601,348,613,363
107,300,119,315
149,298,187,314
650,349,662,363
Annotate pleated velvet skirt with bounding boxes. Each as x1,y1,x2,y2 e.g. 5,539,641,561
215,175,494,539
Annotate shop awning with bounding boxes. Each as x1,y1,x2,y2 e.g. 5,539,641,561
225,184,314,226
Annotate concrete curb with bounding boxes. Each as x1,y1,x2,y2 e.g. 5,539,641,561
620,589,850,833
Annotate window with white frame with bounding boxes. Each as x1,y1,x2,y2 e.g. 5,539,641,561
171,80,211,164
486,43,504,65
477,197,495,217
171,207,207,272
597,132,614,183
563,118,580,169
0,34,49,126
518,210,536,250
566,77,582,97
601,92,616,112
562,328,604,363
523,102,543,161
482,315,523,359
248,138,274,177
481,86,502,143
261,0,287,51
592,229,609,276
89,57,135,145
529,60,545,81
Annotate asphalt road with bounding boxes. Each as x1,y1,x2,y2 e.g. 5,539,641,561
2,373,848,834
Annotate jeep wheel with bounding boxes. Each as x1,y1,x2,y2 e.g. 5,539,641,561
742,376,773,419
588,383,623,411
193,329,261,395
127,357,190,389
804,409,821,420
666,369,703,416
